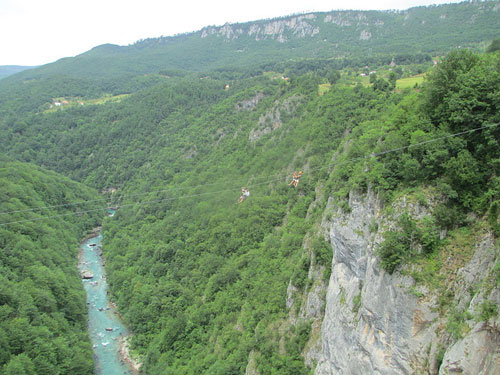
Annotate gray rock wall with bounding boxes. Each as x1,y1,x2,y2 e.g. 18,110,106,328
309,190,499,375
438,234,500,375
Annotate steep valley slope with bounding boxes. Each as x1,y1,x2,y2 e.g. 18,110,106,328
98,50,499,375
0,3,499,375
0,156,101,374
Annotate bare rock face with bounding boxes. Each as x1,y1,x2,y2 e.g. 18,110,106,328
360,30,372,40
309,190,499,375
201,11,392,43
235,92,264,111
249,96,302,142
314,191,435,375
201,15,319,42
437,236,500,375
439,321,500,375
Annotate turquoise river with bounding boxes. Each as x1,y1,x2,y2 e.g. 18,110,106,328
78,212,134,375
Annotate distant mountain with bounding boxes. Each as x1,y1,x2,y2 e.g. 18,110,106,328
2,1,499,82
0,65,36,80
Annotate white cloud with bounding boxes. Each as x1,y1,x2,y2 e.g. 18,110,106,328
0,0,462,65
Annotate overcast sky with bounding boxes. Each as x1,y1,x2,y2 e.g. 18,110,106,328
0,0,462,66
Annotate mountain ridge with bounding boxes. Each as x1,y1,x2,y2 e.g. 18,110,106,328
0,65,36,80
1,1,498,83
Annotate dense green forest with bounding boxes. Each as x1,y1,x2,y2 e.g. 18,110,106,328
0,66,35,81
100,49,499,374
0,2,499,374
3,47,498,373
0,156,101,375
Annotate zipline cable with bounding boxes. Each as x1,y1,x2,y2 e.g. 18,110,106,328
0,168,288,216
1,122,497,217
0,178,283,226
0,122,498,225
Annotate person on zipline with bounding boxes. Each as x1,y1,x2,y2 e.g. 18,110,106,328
238,188,250,203
288,171,303,187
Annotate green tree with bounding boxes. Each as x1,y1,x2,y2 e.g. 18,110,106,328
3,354,36,375
486,38,500,53
327,70,341,85
424,49,500,131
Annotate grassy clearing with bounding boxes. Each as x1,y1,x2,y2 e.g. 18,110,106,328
396,74,425,89
43,94,130,113
318,83,331,95
86,93,130,105
359,75,371,87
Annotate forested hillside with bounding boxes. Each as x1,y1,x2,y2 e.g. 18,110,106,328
0,156,101,375
0,2,499,375
1,2,498,121
0,66,35,81
3,47,498,374
100,49,499,374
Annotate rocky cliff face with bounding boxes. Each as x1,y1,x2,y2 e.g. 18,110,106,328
249,95,302,142
199,11,391,43
437,235,500,375
303,191,499,375
197,3,500,45
201,14,320,42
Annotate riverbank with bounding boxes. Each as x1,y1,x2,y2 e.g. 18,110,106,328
80,226,102,244
110,301,143,373
78,228,99,265
79,223,136,375
119,336,142,374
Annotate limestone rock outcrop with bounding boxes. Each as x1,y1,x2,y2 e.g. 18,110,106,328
303,191,499,375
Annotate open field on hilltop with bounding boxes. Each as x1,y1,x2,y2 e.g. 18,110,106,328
396,74,425,89
43,94,130,113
